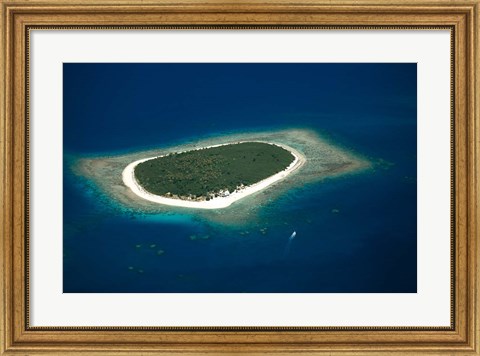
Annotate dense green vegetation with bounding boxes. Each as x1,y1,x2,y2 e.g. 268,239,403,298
134,142,295,200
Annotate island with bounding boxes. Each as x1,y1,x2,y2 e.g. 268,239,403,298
122,141,305,209
73,129,371,222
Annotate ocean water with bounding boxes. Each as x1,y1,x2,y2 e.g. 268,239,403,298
63,63,417,293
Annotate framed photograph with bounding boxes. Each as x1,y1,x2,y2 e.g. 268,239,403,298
1,0,479,354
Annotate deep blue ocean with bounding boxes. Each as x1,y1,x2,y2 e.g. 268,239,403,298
63,63,417,293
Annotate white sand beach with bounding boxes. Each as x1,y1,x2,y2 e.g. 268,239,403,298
122,142,306,209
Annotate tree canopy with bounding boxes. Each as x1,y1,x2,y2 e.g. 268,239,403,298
134,142,294,200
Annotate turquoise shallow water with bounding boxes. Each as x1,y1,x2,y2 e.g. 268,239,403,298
63,63,416,293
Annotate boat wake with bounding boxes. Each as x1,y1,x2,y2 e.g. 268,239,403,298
284,231,296,257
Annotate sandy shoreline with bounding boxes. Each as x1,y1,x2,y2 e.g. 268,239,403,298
122,141,306,209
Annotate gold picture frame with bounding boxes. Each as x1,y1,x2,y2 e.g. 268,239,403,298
1,0,479,354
